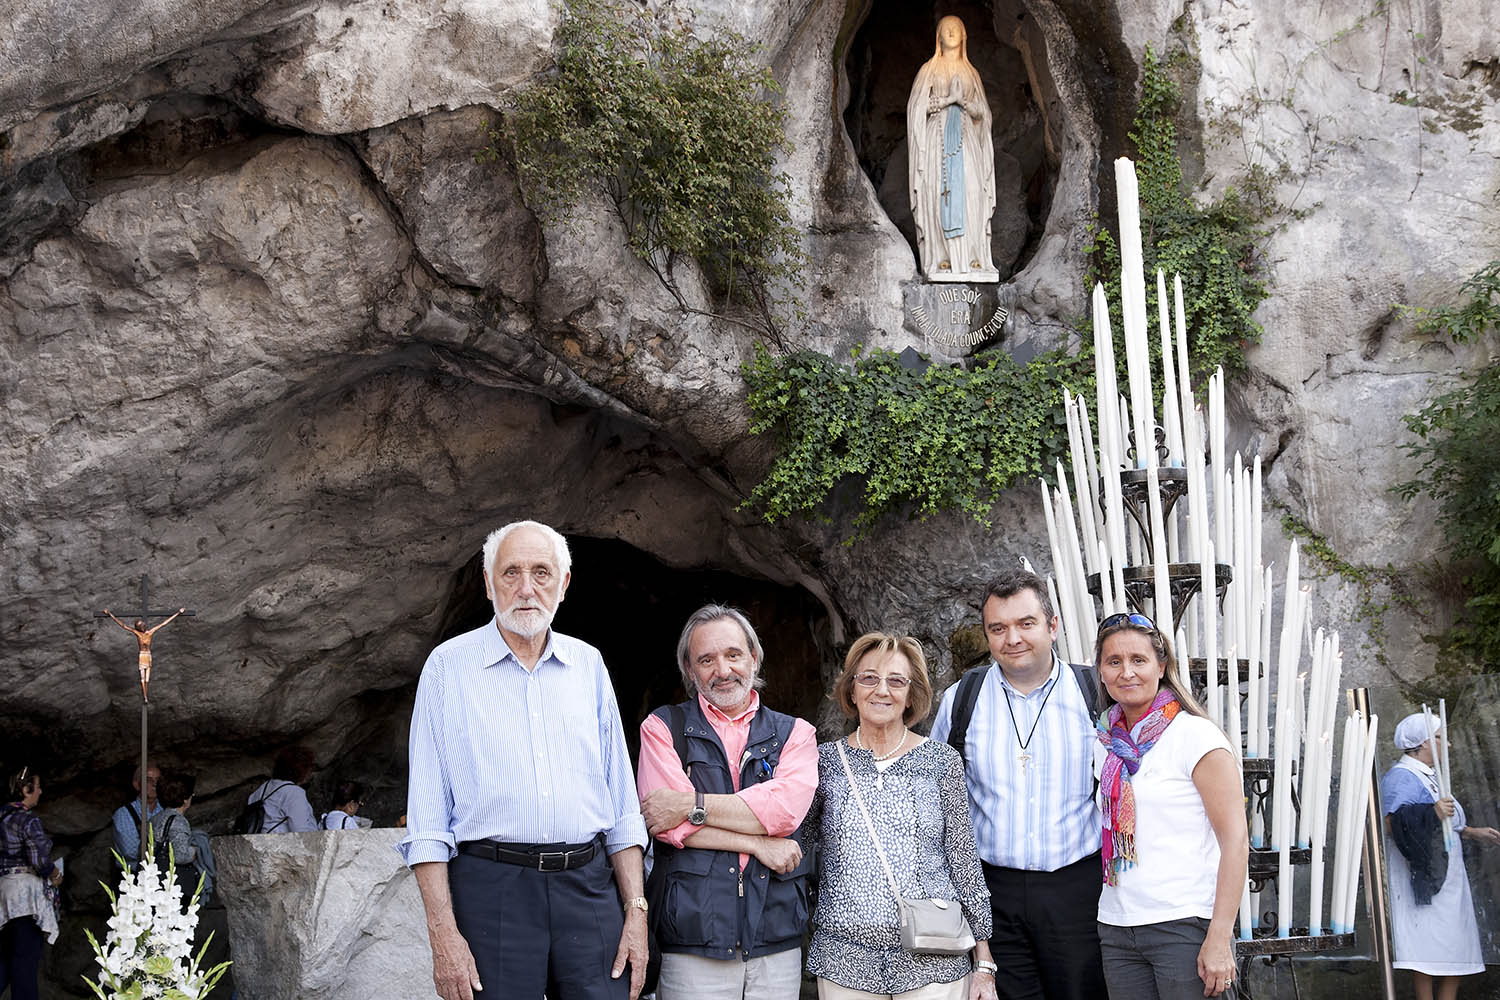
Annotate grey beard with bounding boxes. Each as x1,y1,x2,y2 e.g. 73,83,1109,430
495,599,554,639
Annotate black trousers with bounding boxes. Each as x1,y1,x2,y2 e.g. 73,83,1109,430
449,849,628,1000
0,916,43,1000
983,852,1106,1000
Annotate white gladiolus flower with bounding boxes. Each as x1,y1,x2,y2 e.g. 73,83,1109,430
83,848,231,1000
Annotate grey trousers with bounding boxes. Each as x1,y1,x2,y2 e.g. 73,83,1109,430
1098,917,1239,1000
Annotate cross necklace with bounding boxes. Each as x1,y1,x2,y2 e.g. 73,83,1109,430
1002,678,1056,775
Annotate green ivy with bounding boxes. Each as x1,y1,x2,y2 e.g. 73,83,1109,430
741,345,1091,533
485,0,804,334
1395,260,1500,670
1085,47,1268,380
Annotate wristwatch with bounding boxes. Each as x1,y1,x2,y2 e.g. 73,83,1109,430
624,897,649,915
687,789,707,826
974,959,998,977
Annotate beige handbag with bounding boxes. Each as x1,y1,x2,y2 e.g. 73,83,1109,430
836,741,977,956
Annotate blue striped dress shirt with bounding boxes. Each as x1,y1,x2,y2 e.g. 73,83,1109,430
397,619,648,867
931,654,1099,872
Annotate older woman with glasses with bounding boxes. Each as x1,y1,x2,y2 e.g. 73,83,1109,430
806,632,995,1000
1092,613,1248,1000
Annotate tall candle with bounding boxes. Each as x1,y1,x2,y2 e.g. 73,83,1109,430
1157,270,1185,465
1173,274,1195,478
1259,565,1275,761
1055,461,1098,653
1201,539,1219,730
1065,395,1102,576
1308,732,1333,933
1078,399,1106,576
1114,159,1153,470
1147,464,1174,636
1341,714,1380,931
1329,712,1361,933
1039,481,1080,665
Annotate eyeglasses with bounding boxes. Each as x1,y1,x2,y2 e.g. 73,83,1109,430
854,673,911,691
1099,612,1157,634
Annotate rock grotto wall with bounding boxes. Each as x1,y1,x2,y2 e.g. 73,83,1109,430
2,0,1498,992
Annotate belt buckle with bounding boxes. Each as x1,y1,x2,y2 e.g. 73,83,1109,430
536,849,571,872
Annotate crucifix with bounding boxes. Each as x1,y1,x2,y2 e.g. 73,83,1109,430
97,574,195,862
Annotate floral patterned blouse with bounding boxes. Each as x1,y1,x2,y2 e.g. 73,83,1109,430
806,737,992,993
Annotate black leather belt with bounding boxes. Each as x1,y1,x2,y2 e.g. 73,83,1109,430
457,837,600,871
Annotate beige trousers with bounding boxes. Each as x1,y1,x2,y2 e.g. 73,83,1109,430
657,949,803,1000
816,975,969,1000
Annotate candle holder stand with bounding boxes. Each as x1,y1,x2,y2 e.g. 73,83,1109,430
1103,465,1363,965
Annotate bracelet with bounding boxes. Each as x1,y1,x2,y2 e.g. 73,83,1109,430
974,959,997,977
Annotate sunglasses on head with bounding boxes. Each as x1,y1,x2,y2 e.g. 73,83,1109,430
1098,612,1157,634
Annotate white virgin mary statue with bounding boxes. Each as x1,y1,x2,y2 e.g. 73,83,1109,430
906,15,998,283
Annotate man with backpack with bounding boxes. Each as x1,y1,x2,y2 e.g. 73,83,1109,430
241,746,319,833
635,604,817,1000
110,763,162,863
930,569,1106,1000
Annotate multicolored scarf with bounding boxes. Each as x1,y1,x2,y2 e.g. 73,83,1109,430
1096,689,1180,886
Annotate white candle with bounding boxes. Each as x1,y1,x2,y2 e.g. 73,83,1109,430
1065,395,1102,577
1329,712,1360,933
1114,159,1153,470
1309,732,1333,933
1259,565,1275,761
1173,274,1195,476
1039,481,1080,665
1055,461,1098,656
1201,539,1219,730
1298,630,1327,849
1277,673,1305,936
1147,464,1174,636
1342,714,1380,931
1157,270,1185,465
1046,574,1078,666
1078,399,1107,577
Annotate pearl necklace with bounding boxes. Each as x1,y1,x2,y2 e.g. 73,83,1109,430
856,725,908,761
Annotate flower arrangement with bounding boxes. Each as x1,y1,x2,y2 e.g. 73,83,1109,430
84,839,229,1000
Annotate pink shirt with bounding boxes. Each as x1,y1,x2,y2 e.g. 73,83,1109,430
637,692,818,867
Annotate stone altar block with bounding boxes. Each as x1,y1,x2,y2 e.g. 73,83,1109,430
213,829,437,1000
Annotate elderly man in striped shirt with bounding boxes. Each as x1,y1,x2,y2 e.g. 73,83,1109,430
930,568,1105,999
399,521,650,1000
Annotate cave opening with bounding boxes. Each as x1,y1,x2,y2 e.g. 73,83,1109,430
434,535,833,757
842,0,1059,279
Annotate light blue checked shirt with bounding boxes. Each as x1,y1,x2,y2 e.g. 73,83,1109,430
397,619,648,866
931,654,1099,872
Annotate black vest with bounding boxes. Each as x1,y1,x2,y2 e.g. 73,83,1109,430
649,698,812,959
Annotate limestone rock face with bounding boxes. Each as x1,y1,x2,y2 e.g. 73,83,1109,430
3,0,1499,992
213,829,437,1000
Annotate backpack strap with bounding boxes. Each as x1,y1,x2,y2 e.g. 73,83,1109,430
945,666,990,768
1069,662,1100,720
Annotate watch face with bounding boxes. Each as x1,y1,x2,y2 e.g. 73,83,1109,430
688,807,707,826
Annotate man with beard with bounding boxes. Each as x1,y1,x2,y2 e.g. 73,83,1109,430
399,521,649,1000
635,605,817,1000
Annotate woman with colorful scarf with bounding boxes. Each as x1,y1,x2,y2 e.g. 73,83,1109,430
1091,614,1247,999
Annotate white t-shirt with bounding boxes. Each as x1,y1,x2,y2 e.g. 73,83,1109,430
1096,713,1236,926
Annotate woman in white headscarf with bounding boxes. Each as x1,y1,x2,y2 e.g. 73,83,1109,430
1383,712,1500,1000
906,15,997,282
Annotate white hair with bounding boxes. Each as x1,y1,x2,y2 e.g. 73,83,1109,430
481,520,572,580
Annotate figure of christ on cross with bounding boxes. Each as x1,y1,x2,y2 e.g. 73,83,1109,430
104,608,186,702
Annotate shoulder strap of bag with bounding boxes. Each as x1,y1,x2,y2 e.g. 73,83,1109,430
946,667,988,767
834,741,902,902
1070,661,1100,717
